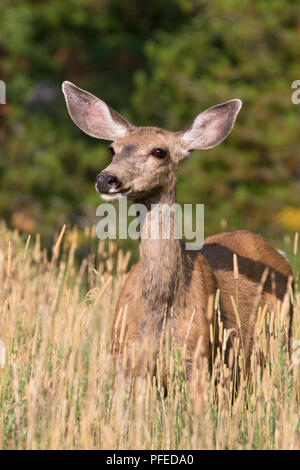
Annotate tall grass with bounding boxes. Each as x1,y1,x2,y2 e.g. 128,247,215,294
0,223,299,449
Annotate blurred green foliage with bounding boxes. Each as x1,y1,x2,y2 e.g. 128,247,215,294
0,0,299,251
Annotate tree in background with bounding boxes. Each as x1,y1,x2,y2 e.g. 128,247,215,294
0,0,299,249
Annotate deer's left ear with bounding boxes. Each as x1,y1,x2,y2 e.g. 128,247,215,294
179,99,242,154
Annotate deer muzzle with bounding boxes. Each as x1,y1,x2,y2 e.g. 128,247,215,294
95,173,122,194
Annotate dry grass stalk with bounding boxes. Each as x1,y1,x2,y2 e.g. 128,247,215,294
0,223,298,449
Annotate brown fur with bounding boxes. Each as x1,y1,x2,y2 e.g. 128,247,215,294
113,229,293,383
62,82,293,385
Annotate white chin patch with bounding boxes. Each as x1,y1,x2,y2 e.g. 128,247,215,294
100,189,130,202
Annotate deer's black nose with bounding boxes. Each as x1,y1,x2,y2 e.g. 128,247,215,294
95,173,121,193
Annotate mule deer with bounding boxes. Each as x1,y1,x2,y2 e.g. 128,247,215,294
62,81,293,384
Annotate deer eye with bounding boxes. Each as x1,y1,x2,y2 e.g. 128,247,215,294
151,148,167,159
108,146,115,156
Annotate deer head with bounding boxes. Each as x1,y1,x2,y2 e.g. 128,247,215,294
62,81,242,202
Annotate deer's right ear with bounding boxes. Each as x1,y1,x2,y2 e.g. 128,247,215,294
62,81,133,141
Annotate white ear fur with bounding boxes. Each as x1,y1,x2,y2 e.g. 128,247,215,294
62,81,133,141
180,99,242,151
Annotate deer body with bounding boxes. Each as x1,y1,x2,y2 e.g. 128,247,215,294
113,224,292,381
62,82,293,381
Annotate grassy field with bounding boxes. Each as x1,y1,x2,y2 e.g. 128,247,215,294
0,222,299,450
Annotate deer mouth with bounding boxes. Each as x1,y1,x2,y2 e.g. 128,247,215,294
99,188,131,201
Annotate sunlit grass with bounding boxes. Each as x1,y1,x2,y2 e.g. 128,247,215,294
0,223,299,449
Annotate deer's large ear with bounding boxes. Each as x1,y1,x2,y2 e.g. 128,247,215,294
179,99,242,152
62,81,133,140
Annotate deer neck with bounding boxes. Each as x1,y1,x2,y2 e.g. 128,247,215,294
137,188,188,326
